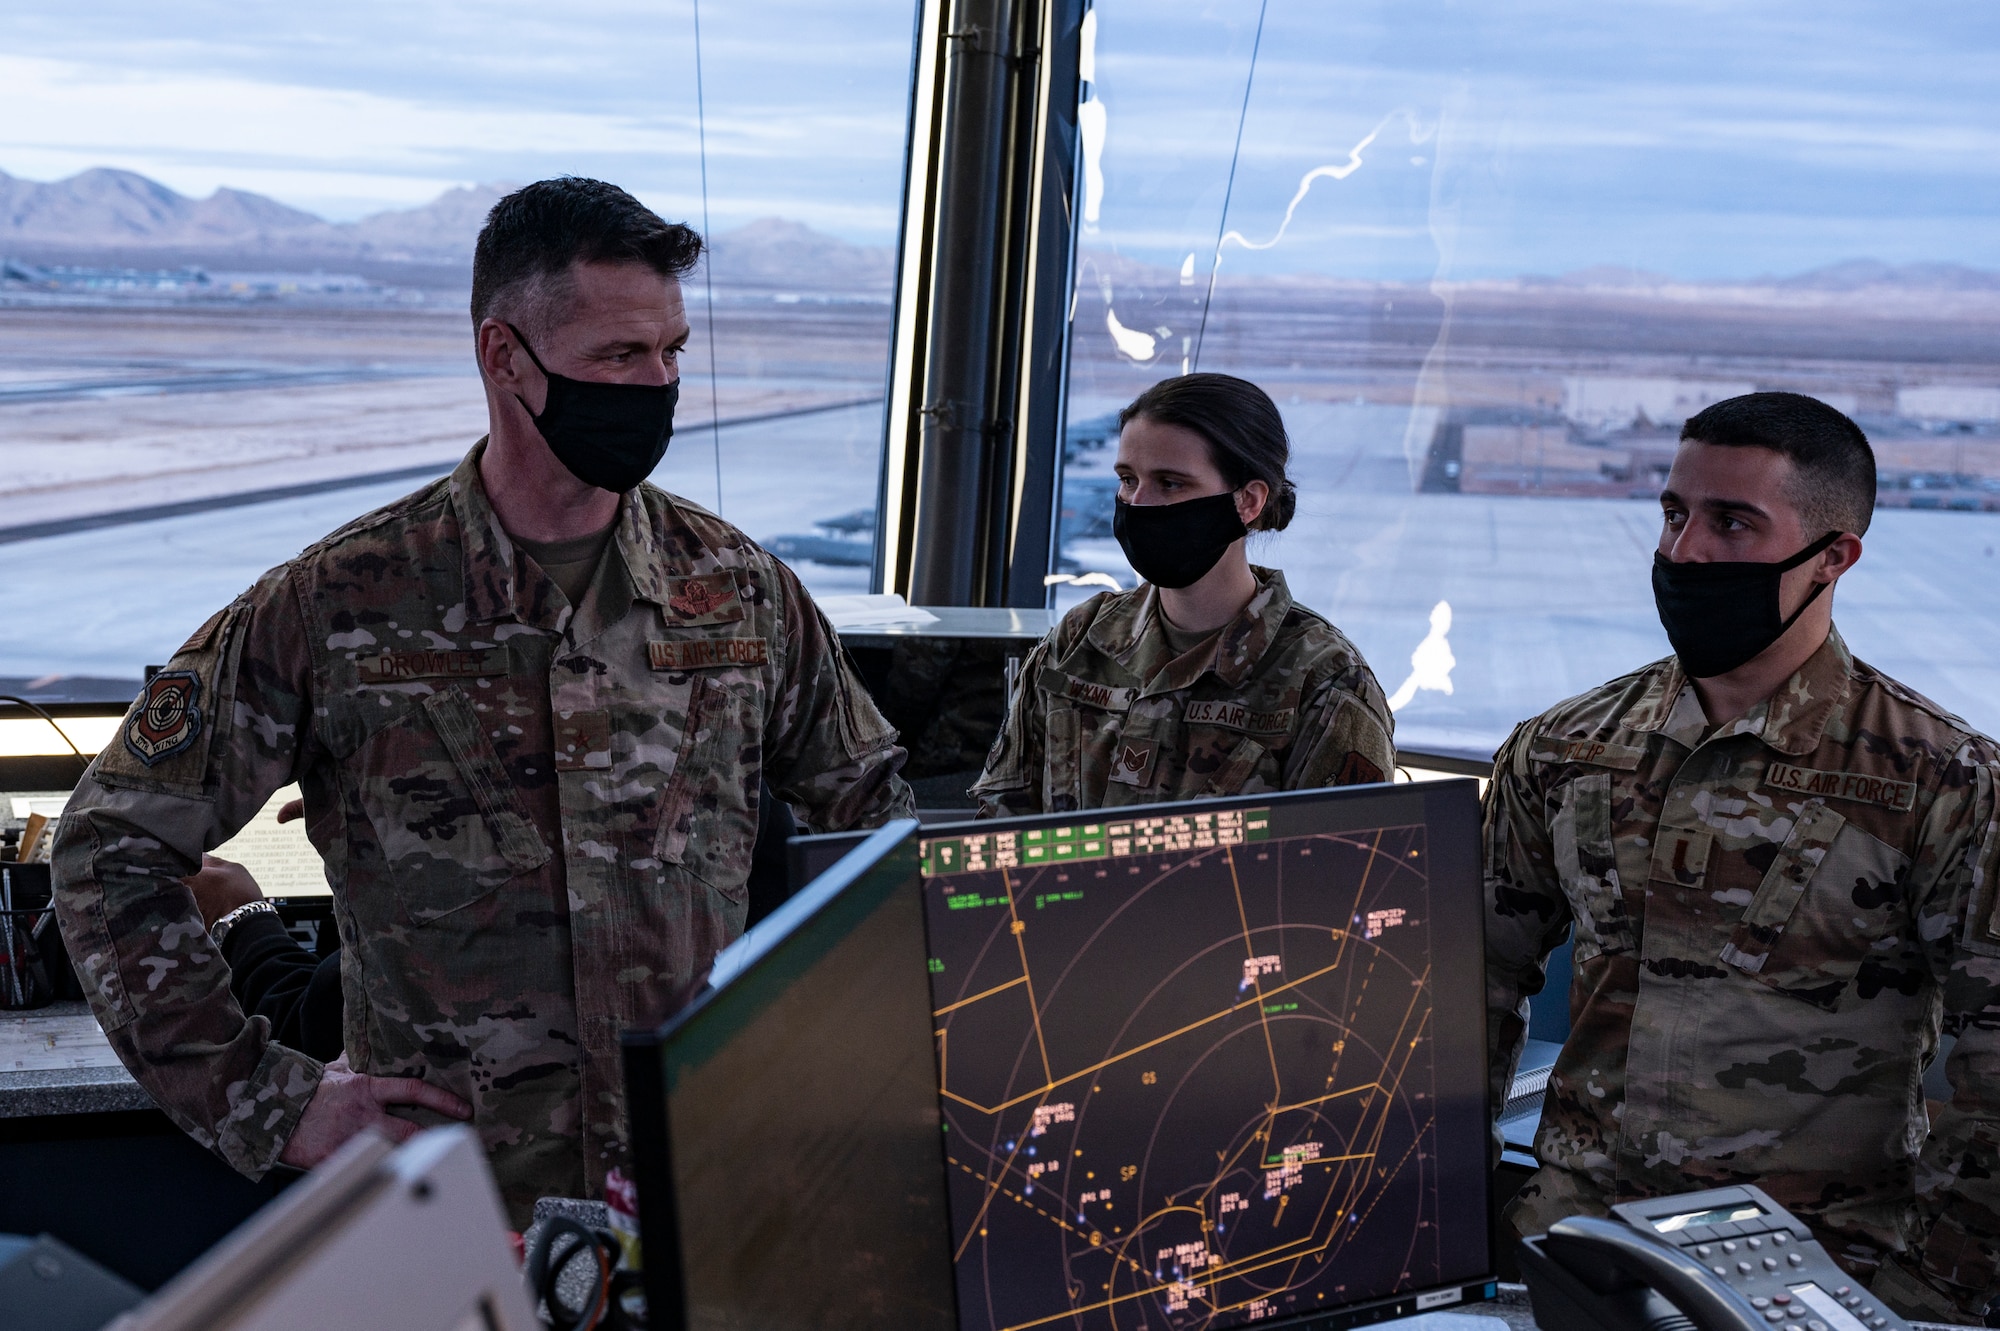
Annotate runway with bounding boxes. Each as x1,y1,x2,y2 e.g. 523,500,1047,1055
0,401,887,683
6,398,1993,758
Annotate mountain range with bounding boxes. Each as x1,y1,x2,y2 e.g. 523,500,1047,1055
5,166,1994,296
1527,259,2000,293
0,168,896,289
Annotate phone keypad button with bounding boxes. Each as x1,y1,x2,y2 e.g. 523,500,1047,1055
1763,1311,1786,1323
1724,1241,1740,1253
1752,1297,1772,1309
1764,1257,1780,1270
1806,1321,1828,1331
1696,1244,1713,1257
1739,1261,1756,1274
1746,1236,1764,1249
1787,1253,1804,1266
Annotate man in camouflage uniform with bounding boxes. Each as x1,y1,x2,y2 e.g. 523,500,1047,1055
972,567,1394,817
52,179,912,1223
1486,392,2000,1321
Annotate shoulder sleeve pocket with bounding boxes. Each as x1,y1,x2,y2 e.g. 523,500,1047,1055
1962,772,2000,960
1550,772,1633,961
94,603,248,797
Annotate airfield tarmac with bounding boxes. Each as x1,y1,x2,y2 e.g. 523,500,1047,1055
7,395,1993,758
5,283,1997,757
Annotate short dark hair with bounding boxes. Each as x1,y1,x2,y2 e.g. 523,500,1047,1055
1680,392,1876,537
1118,373,1297,531
470,177,703,337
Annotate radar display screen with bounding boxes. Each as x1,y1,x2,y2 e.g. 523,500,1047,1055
920,785,1489,1330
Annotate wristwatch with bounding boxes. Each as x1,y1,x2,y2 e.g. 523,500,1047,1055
210,899,280,948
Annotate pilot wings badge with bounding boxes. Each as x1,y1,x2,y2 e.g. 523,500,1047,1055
124,671,204,766
667,574,739,620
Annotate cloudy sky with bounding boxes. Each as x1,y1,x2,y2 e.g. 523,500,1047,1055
0,0,920,234
2,0,1995,279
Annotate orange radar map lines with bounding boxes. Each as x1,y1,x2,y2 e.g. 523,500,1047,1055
921,804,1483,1331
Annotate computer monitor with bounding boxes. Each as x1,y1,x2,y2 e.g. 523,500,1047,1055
621,818,958,1331
921,783,1492,1330
633,782,1495,1331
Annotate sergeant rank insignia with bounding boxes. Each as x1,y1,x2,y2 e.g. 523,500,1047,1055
1107,738,1157,787
125,671,204,766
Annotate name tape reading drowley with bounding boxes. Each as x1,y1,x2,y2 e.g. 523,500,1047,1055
921,807,1271,877
357,648,509,684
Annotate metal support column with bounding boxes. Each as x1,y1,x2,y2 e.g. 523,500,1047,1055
876,0,1086,608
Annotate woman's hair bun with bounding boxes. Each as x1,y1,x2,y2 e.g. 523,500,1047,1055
1265,479,1297,532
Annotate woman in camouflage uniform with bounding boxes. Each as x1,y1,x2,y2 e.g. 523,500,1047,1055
973,373,1394,817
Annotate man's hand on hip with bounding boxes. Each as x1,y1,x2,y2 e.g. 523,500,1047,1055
278,1055,474,1169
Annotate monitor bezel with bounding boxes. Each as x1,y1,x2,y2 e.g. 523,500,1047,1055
621,817,930,1331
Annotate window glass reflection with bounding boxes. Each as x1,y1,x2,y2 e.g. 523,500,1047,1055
1061,0,2000,756
0,0,912,687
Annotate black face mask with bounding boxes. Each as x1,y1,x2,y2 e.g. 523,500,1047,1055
507,324,677,493
1113,492,1249,590
1651,530,1841,679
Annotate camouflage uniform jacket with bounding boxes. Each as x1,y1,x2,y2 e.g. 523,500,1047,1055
972,568,1394,817
52,444,913,1221
1485,628,2000,1319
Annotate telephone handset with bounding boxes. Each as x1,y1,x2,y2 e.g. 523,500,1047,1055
1518,1184,1912,1331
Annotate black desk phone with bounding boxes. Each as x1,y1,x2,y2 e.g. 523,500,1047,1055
1520,1184,1913,1331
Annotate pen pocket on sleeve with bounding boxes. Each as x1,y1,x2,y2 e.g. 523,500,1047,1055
1550,773,1634,962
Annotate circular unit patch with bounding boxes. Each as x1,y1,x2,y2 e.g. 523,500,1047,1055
125,671,205,767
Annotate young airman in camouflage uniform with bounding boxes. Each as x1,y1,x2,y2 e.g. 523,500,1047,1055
51,180,911,1224
972,569,1394,816
1486,392,2000,1321
975,374,1393,818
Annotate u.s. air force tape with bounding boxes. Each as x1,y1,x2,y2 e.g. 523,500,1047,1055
1765,761,1916,813
648,637,770,671
1183,700,1297,736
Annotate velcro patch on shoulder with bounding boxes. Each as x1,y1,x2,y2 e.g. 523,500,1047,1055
649,637,770,671
1335,750,1385,785
1530,736,1648,770
177,607,227,657
1184,700,1297,736
1765,761,1917,813
124,671,204,767
663,572,746,625
1040,668,1134,713
357,647,510,685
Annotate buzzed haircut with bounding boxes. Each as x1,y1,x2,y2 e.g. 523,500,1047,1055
471,177,703,338
1681,391,1877,537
